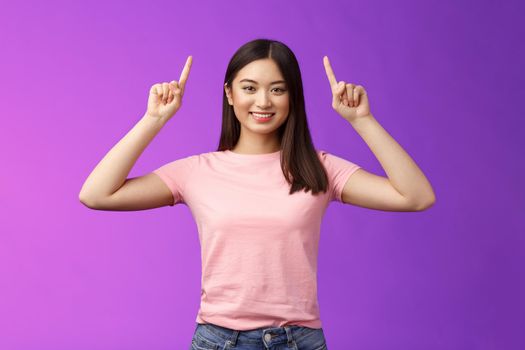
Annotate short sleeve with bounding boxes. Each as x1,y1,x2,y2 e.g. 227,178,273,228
317,149,362,203
152,155,197,206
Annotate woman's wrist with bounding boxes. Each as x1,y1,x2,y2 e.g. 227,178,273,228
142,112,169,130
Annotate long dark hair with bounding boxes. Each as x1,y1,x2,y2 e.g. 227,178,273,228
217,38,329,196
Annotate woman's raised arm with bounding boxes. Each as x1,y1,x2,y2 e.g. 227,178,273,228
79,56,192,210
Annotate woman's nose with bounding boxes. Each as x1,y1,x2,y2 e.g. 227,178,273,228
256,90,272,107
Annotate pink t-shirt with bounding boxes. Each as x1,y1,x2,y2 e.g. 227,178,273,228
152,149,361,331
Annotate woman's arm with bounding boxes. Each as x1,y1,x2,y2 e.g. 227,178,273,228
79,56,193,208
78,114,166,205
322,56,435,211
343,114,436,211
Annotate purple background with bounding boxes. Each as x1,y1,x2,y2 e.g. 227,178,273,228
1,0,523,349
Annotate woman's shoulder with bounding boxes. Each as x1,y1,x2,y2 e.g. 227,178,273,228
171,149,224,160
180,150,231,165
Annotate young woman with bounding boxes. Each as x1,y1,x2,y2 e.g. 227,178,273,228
79,38,435,350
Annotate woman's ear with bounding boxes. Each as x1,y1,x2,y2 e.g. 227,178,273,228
224,83,233,106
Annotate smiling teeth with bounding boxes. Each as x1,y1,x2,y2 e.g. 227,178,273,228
252,112,274,117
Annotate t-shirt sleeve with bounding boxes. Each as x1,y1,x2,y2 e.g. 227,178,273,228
318,149,362,203
151,155,197,206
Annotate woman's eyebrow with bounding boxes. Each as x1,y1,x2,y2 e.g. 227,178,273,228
239,79,286,85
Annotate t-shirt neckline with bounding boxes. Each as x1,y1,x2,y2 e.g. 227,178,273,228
224,149,281,160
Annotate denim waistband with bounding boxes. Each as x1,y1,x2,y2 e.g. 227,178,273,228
195,322,320,347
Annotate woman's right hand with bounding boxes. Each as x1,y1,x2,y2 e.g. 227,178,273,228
145,55,192,122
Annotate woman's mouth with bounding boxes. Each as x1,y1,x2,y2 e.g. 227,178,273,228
250,112,275,122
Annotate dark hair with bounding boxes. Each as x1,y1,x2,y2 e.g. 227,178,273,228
217,38,329,196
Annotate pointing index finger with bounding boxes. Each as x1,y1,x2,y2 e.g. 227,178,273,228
178,55,193,92
323,56,338,88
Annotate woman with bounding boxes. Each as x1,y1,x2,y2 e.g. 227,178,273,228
79,38,435,350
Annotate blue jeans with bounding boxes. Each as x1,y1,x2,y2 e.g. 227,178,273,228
190,322,328,350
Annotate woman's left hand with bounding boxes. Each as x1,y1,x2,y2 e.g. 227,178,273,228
323,55,371,123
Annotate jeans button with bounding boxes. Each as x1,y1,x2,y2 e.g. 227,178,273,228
264,333,272,342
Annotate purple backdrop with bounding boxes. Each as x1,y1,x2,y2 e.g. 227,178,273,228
1,0,523,349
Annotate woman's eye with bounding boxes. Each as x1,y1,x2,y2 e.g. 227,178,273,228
242,86,286,93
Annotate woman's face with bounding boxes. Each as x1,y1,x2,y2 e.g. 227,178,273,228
225,58,290,137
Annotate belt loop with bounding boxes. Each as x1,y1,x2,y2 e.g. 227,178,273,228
228,330,240,347
284,326,294,347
